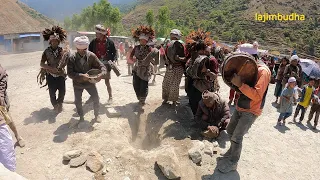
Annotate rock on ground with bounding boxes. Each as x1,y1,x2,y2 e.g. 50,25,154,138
93,171,104,180
188,141,205,164
188,148,202,164
212,141,219,147
70,154,87,167
192,141,205,150
106,107,121,117
63,150,82,161
156,149,181,179
86,151,104,173
203,140,214,156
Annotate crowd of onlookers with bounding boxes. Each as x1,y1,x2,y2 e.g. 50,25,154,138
245,54,319,129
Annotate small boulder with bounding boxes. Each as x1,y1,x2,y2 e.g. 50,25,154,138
212,141,219,147
188,140,205,164
70,154,87,167
203,140,213,156
192,141,205,150
188,148,202,164
106,107,121,117
63,150,82,161
86,151,104,173
93,171,104,180
156,150,181,179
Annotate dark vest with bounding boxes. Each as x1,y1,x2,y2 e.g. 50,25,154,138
88,38,117,61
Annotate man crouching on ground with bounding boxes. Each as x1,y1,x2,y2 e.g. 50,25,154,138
195,90,230,139
67,36,107,125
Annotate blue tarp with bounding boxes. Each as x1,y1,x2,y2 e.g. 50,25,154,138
19,34,40,38
0,36,4,43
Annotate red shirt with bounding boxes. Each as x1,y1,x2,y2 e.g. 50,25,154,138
209,56,219,74
159,47,165,56
119,43,125,52
95,38,107,59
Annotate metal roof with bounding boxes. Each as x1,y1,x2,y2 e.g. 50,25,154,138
19,33,40,38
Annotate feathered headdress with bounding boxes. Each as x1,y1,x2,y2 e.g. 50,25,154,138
42,26,67,43
132,25,155,42
185,29,213,52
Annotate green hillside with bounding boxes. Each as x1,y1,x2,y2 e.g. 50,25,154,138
123,0,320,58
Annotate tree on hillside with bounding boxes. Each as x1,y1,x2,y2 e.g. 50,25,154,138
146,10,154,27
63,0,122,34
71,14,82,30
64,17,72,30
156,6,176,37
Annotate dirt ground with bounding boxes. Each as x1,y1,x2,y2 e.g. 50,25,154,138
0,51,319,180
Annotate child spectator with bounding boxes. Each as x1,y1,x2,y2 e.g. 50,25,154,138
293,78,315,123
277,77,296,126
308,85,320,129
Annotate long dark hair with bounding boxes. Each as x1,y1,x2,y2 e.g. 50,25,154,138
281,57,289,66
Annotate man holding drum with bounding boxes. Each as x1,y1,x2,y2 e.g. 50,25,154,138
218,43,271,173
67,36,107,125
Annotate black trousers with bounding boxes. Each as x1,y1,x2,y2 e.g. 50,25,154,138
47,74,66,107
133,72,148,102
188,85,202,115
294,104,306,121
74,86,100,117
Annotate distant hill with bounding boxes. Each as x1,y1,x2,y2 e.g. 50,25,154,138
19,0,137,21
123,0,320,57
0,0,54,35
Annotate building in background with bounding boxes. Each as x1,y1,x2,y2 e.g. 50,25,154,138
0,32,44,54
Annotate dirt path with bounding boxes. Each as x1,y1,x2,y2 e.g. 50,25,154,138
0,51,319,180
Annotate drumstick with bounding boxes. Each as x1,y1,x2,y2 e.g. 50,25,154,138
238,60,249,74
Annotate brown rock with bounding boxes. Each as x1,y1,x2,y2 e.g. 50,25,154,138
93,171,104,180
70,154,87,167
156,150,181,179
86,151,104,173
63,150,82,161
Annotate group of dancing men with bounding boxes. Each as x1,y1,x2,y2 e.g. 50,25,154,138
1,24,271,173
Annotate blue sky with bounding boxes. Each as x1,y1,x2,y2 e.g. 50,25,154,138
19,0,136,21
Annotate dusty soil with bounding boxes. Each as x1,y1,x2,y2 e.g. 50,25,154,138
0,51,319,180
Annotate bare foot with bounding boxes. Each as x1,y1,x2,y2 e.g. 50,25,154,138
107,98,113,105
17,137,26,148
162,99,168,105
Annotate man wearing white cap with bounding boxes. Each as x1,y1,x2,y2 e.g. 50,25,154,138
67,36,107,124
88,24,117,104
282,55,301,87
